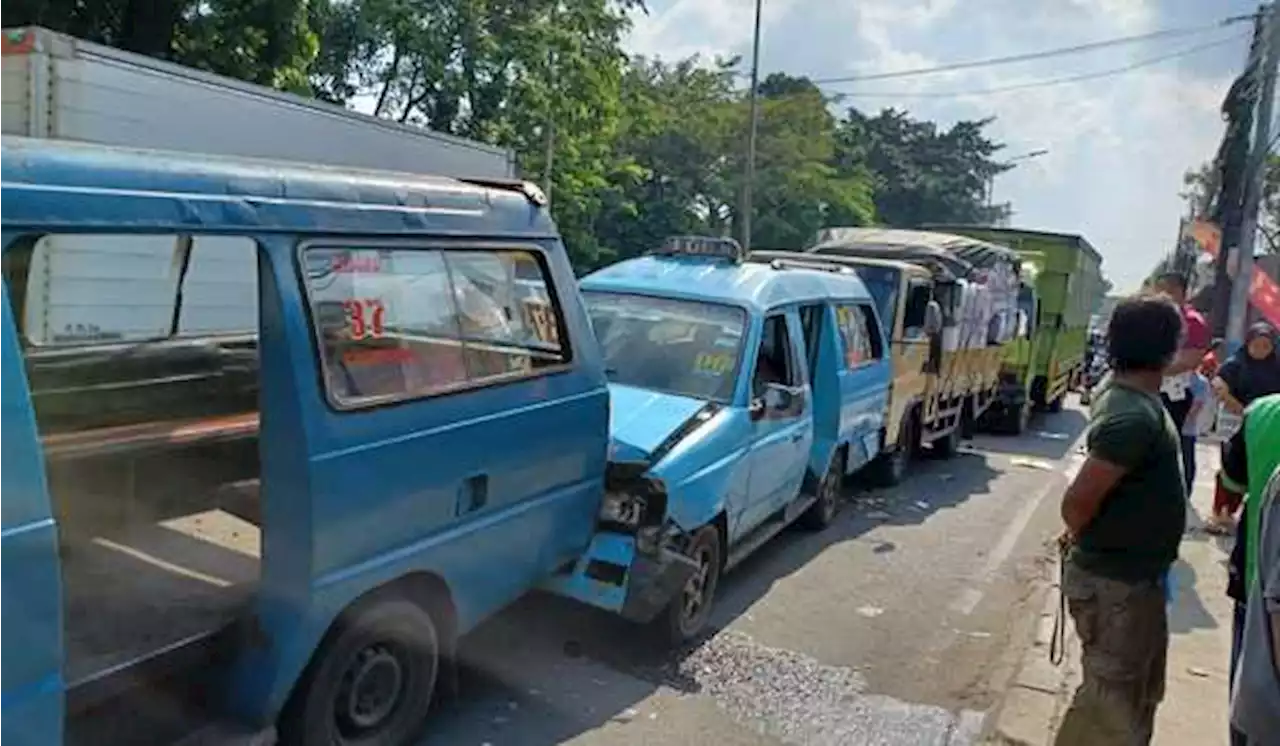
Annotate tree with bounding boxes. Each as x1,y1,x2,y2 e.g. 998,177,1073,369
747,74,875,248
1182,157,1280,254
834,107,1010,228
589,57,743,266
3,0,319,92
308,0,640,268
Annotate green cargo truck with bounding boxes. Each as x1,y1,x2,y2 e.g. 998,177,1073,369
926,226,1104,430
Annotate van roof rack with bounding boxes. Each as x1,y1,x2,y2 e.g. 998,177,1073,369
457,177,549,207
747,251,855,275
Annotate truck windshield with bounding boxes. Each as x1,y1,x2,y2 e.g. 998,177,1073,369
583,291,745,403
853,265,900,333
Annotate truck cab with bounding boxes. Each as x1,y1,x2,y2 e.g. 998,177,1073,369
791,229,1025,464
544,237,891,643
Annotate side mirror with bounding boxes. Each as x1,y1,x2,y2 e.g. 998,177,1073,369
750,383,793,420
922,299,944,337
763,384,792,412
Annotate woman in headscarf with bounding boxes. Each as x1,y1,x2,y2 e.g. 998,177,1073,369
1209,322,1280,532
1215,322,1280,415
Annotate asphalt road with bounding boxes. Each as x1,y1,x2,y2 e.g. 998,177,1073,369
419,402,1091,746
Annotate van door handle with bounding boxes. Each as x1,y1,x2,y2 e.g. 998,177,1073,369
790,430,805,443
458,473,489,515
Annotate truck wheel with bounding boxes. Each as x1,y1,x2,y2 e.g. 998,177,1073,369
931,427,960,459
870,415,917,487
870,446,908,487
280,599,439,746
662,526,721,646
799,454,842,531
1006,403,1030,435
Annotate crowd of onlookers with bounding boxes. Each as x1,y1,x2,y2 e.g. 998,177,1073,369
1055,273,1280,746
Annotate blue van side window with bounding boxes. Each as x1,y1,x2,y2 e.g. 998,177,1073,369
303,247,572,409
836,304,883,368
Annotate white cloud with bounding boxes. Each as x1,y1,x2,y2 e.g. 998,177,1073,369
627,0,803,62
1067,0,1158,33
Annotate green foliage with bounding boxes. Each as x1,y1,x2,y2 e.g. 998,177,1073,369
2,0,318,91
835,107,1011,228
1182,158,1280,254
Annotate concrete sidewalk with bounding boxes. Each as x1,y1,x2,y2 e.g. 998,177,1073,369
988,443,1237,746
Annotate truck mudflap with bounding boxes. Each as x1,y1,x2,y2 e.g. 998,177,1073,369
542,531,699,624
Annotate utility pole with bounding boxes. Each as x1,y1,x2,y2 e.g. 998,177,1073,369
741,0,763,250
1229,2,1280,348
543,4,558,205
1211,7,1267,340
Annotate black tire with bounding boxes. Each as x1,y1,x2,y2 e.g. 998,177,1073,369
661,525,721,646
280,599,440,746
1046,395,1063,414
870,413,918,487
931,426,960,459
1006,402,1030,435
799,453,842,530
869,445,908,487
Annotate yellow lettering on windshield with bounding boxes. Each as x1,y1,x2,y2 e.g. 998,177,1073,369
694,352,732,375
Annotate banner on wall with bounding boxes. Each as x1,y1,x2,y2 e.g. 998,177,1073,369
1186,220,1280,328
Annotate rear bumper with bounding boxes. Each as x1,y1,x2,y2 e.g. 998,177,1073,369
541,531,698,623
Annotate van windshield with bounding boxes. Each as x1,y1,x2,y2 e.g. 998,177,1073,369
583,291,745,403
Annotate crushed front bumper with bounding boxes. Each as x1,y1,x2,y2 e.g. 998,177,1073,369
541,531,698,623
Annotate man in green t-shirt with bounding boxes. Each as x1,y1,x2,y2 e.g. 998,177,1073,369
1055,295,1187,746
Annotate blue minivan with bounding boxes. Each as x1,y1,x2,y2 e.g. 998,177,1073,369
0,138,610,745
544,238,892,643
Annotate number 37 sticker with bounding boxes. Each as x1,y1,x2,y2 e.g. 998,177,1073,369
343,298,386,340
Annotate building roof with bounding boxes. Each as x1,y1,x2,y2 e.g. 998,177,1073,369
580,253,872,313
0,137,553,239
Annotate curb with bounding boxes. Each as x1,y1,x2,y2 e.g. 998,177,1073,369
985,565,1079,746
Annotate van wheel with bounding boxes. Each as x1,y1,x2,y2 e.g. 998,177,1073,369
799,455,842,531
281,599,439,746
662,526,721,646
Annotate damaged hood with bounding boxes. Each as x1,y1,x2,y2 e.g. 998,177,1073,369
608,384,714,464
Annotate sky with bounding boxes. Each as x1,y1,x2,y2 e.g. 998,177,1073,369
623,0,1262,293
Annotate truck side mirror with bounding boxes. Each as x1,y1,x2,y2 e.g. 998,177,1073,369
923,299,944,337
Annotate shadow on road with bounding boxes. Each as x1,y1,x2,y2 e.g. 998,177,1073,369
710,452,1004,631
969,406,1089,462
1167,557,1218,635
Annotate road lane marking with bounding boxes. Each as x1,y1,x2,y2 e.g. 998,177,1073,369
947,479,1056,616
947,429,1089,616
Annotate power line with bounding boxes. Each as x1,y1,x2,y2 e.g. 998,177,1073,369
809,15,1254,85
821,34,1244,100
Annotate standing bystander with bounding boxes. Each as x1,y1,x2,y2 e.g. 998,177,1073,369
1054,295,1187,746
1229,463,1280,746
1217,392,1280,746
1152,273,1210,488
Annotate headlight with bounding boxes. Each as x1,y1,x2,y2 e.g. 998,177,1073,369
599,492,645,527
